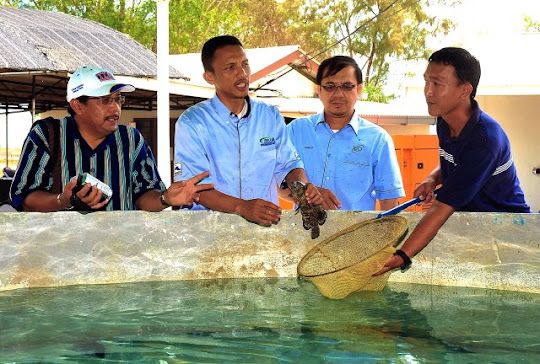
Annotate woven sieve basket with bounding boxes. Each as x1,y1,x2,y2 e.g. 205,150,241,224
297,216,408,299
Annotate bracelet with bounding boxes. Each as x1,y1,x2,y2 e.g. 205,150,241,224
160,190,171,207
393,249,412,272
57,192,73,211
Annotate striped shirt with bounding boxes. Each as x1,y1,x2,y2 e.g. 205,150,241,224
10,116,166,210
436,101,530,213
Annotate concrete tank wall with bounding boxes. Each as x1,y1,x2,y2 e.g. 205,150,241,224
1,211,538,293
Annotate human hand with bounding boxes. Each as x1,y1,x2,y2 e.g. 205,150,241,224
413,180,438,204
70,179,109,211
304,183,323,205
318,187,341,210
56,178,77,209
165,171,214,207
372,254,404,276
236,199,282,226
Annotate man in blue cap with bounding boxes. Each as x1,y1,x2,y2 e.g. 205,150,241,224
11,66,212,212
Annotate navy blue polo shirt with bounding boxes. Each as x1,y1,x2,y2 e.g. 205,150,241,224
436,101,530,212
10,116,166,210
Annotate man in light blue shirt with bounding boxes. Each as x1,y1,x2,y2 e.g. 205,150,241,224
174,35,322,225
287,56,404,211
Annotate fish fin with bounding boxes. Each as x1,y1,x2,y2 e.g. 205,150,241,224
318,209,327,225
311,226,320,239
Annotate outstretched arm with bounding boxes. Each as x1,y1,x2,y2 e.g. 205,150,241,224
136,171,214,212
373,200,455,276
198,189,282,226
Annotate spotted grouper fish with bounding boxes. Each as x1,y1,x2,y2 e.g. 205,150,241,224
289,181,327,239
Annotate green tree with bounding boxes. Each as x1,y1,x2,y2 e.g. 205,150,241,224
168,0,240,54
325,0,455,101
524,15,540,33
3,0,455,102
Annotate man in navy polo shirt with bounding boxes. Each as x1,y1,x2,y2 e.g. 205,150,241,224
375,47,530,275
11,66,212,212
174,35,322,226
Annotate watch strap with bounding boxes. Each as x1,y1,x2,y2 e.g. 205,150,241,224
394,249,412,272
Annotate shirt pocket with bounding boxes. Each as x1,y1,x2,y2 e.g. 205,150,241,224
339,146,373,190
340,144,371,171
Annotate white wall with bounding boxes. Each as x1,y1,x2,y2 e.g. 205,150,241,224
476,95,540,212
0,112,33,150
252,70,317,98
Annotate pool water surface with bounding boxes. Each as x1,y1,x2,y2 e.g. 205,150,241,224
0,278,538,363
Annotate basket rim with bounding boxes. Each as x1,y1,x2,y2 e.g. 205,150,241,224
297,216,408,277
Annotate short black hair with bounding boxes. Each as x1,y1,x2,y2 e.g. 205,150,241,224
67,96,89,117
316,56,363,85
428,47,481,99
201,35,243,72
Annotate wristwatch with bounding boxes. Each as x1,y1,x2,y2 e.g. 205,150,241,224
393,249,412,272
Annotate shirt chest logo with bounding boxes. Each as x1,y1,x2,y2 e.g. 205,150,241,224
259,137,275,147
174,163,182,177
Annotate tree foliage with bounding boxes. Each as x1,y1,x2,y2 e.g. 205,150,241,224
2,0,455,102
322,0,455,101
524,15,540,33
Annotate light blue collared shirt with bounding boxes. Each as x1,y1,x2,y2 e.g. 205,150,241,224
174,95,303,209
287,111,404,210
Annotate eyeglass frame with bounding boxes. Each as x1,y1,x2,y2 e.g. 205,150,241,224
86,95,126,106
320,83,358,92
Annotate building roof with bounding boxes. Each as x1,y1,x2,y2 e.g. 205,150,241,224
0,6,187,113
170,45,318,88
264,97,435,124
0,6,184,77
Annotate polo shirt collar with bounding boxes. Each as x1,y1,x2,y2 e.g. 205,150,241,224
315,109,361,135
439,99,481,141
65,116,115,152
211,94,252,121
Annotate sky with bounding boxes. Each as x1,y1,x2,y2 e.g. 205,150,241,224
2,0,540,148
387,0,540,99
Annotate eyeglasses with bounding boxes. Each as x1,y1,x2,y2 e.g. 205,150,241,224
321,83,358,92
87,95,126,105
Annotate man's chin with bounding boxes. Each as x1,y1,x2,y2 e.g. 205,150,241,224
105,121,119,131
426,105,439,117
328,108,350,118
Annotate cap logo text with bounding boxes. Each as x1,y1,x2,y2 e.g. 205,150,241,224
71,84,84,93
95,71,114,82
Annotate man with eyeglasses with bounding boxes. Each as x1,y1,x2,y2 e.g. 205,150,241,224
285,55,404,210
10,66,212,212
